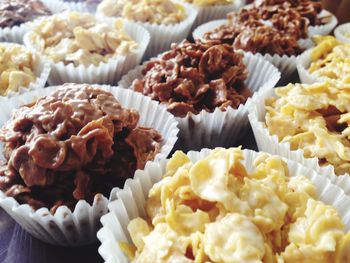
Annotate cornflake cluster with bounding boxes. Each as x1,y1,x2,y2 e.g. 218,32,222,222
182,0,233,7
0,0,51,28
0,84,162,213
204,0,324,56
97,0,187,25
266,82,350,176
123,148,350,262
133,40,251,117
308,35,350,83
26,12,138,66
0,43,38,95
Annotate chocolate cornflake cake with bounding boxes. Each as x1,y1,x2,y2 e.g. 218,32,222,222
0,84,162,213
203,0,324,56
132,40,251,118
0,0,52,28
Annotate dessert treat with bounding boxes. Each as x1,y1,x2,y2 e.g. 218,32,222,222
0,43,50,97
265,82,350,176
97,0,187,25
183,0,233,6
24,12,150,85
255,0,337,36
335,23,350,44
0,84,178,246
308,36,350,82
132,40,251,118
255,0,323,26
194,0,338,78
26,12,138,66
297,36,350,84
0,84,163,214
0,43,37,95
97,0,197,59
0,0,52,28
120,39,280,150
181,0,242,32
231,25,304,57
97,148,350,263
194,2,319,79
202,7,307,56
0,0,67,43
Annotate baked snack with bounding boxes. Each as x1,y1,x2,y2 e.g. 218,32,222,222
0,0,51,28
0,43,38,95
132,40,251,117
307,35,350,83
182,0,233,6
203,7,307,56
255,0,323,26
202,0,325,56
231,24,304,56
97,0,187,25
0,84,162,213
122,148,350,262
25,12,138,66
266,81,350,176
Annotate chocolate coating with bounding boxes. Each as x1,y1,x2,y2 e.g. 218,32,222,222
0,84,162,213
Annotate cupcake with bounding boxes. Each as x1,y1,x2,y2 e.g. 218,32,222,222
249,81,350,194
0,0,68,43
97,0,198,59
335,23,350,44
193,0,338,80
0,83,179,245
65,0,97,13
255,0,337,36
297,35,350,84
0,42,50,97
98,147,350,262
119,40,280,150
193,5,315,80
181,0,243,31
24,12,150,85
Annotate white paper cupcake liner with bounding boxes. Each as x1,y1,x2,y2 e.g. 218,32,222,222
192,19,226,41
248,87,350,195
97,147,350,263
65,1,97,13
190,0,244,30
129,3,198,60
334,23,350,44
23,19,150,86
0,85,179,246
296,48,328,84
308,10,338,37
0,0,68,44
193,19,314,82
0,43,51,99
119,52,280,151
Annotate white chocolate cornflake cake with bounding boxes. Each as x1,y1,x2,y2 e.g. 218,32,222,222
0,43,38,95
266,81,350,176
97,0,187,25
120,148,350,262
308,35,350,83
183,0,233,7
26,12,138,66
